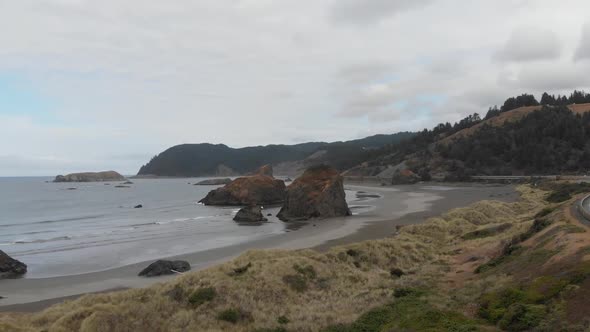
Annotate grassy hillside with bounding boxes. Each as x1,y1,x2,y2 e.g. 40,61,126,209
3,183,590,331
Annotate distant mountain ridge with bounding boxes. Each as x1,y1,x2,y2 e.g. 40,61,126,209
137,132,415,177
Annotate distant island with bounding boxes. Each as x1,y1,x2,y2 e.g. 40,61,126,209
53,171,126,183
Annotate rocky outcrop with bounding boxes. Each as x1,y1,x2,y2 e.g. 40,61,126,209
0,251,27,279
250,164,273,177
54,171,126,183
233,206,268,222
138,260,191,277
194,178,232,186
277,165,351,221
199,175,285,206
391,169,420,185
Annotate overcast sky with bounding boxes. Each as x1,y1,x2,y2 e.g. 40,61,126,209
1,0,590,176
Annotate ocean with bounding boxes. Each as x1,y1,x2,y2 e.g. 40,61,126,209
0,177,359,278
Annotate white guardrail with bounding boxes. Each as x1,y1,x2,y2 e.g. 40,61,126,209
578,194,590,222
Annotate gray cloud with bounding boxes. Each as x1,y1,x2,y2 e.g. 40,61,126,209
1,0,590,175
575,23,590,61
494,26,561,62
330,0,434,25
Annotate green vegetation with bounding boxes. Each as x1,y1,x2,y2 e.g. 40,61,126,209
282,264,317,292
188,287,216,306
545,182,590,203
479,263,590,331
534,206,555,218
277,316,290,325
216,308,250,324
323,290,479,332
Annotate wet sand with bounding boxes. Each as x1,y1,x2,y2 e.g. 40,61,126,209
0,182,517,312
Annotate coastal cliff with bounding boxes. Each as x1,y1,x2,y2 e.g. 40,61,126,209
53,171,126,183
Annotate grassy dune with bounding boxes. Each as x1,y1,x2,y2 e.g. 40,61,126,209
2,184,590,331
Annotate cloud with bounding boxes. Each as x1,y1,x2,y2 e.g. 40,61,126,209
330,0,434,25
1,0,590,175
494,26,562,62
575,22,590,61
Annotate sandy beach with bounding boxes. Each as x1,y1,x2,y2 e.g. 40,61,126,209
0,182,517,312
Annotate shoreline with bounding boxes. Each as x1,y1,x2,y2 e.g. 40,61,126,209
0,182,518,312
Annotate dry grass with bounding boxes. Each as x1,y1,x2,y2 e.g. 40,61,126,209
0,185,578,332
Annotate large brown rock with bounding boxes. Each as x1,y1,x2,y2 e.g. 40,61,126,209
0,250,27,279
277,165,351,221
199,175,285,206
54,171,126,182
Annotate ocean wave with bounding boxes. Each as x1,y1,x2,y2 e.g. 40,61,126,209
13,236,72,244
0,214,105,228
130,216,213,227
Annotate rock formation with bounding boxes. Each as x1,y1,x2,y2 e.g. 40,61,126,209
391,169,420,185
194,178,232,186
54,171,126,183
138,260,191,277
199,175,285,206
233,206,268,222
0,251,27,279
277,165,351,221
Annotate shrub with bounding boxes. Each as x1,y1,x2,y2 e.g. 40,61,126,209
231,262,252,276
188,287,216,306
393,287,424,298
283,274,308,292
293,264,317,279
389,267,405,278
497,303,545,331
534,207,555,218
277,316,290,325
217,308,250,324
346,249,360,257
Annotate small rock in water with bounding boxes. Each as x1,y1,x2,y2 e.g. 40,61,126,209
134,204,143,209
234,206,268,222
267,213,272,216
66,187,77,190
115,185,130,188
138,260,191,277
0,250,27,279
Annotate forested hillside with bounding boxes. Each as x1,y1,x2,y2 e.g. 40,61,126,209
352,90,590,180
137,132,415,177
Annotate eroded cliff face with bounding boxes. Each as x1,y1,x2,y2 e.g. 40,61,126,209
53,171,126,183
277,165,350,221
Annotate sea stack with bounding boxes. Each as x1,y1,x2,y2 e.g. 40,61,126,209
233,206,268,222
277,165,351,221
53,171,126,183
0,250,27,279
199,167,285,206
